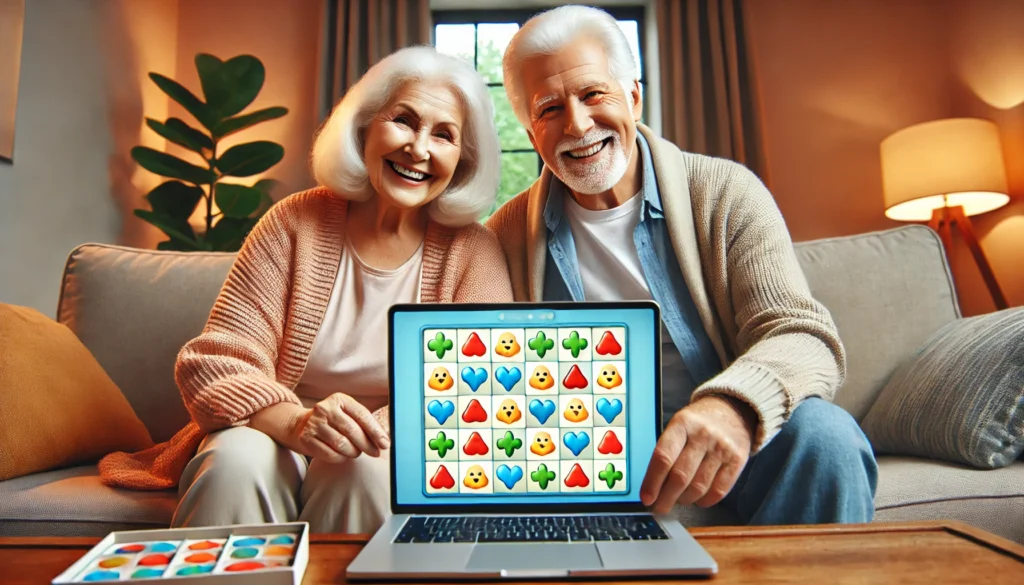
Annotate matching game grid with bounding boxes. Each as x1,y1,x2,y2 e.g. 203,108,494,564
422,327,629,496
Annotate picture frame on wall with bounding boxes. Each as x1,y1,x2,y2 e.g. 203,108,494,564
0,0,25,164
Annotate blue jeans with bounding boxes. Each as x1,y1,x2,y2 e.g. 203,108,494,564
720,398,878,524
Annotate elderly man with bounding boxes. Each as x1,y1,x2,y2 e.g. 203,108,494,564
486,5,877,525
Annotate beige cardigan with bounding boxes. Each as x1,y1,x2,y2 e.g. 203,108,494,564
485,125,845,451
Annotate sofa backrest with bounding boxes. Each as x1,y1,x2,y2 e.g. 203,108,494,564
56,225,961,442
793,225,960,420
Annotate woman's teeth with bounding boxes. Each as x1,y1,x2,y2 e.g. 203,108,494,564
389,161,427,181
567,140,607,159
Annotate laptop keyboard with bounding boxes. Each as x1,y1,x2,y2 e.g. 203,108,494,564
393,514,669,543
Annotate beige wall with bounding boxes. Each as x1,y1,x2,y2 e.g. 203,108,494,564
746,0,1023,316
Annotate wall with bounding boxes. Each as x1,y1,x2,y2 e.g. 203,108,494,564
745,0,1023,316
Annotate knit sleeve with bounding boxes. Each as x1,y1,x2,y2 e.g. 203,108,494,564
175,202,303,433
690,163,846,452
452,224,515,303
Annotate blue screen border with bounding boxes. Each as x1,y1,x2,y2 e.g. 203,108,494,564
388,301,662,515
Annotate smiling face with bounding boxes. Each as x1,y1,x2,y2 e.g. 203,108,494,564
531,431,555,456
521,37,642,197
362,80,465,210
427,366,453,391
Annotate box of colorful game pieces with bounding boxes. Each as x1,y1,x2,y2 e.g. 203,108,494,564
51,522,309,584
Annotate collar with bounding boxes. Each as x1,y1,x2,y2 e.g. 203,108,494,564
543,131,662,232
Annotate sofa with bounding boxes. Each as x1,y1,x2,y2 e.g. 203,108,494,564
1,224,1021,541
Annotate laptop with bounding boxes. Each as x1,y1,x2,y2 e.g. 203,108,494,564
347,301,718,580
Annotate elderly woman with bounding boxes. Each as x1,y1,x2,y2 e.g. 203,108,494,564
98,46,512,534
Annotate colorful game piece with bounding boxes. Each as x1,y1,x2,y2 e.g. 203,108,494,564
461,399,487,423
83,570,120,581
98,556,128,568
177,565,214,576
494,332,521,357
138,553,172,566
427,399,455,425
528,365,554,390
564,463,590,488
563,397,589,422
531,464,556,489
428,332,454,359
462,465,488,489
530,432,555,456
596,364,623,389
461,332,486,357
528,399,556,424
563,431,590,456
427,366,454,390
562,364,588,389
231,548,258,559
430,465,456,489
233,537,266,547
462,431,489,456
495,464,524,489
149,542,177,553
494,366,522,392
270,535,295,545
598,430,623,455
562,330,588,357
428,431,455,457
188,540,221,551
225,561,265,571
185,552,217,563
495,398,522,424
599,463,624,489
115,544,145,554
595,330,622,355
460,366,487,391
265,545,294,556
528,331,555,358
496,431,522,457
131,568,165,578
595,397,623,424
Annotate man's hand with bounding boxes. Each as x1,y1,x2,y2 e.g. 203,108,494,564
640,395,756,514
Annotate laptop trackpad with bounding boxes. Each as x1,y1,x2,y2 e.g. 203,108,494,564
467,543,602,571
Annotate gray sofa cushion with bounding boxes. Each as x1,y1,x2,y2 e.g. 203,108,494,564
57,244,235,443
0,465,176,537
794,226,960,420
862,308,1024,469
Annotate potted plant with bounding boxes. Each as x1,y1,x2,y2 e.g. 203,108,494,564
131,54,288,251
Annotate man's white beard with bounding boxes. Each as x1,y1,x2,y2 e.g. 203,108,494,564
553,128,630,196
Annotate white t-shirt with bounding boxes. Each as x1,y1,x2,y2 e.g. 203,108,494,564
564,193,688,420
294,235,424,411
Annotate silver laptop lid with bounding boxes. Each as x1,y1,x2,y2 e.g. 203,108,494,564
387,301,662,515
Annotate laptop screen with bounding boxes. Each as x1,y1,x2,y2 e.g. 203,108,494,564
389,302,661,512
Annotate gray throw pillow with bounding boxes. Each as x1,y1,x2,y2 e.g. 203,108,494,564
861,307,1024,469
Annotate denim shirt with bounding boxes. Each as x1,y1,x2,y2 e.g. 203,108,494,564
541,133,723,422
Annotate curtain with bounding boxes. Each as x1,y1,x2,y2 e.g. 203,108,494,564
655,0,768,182
319,0,431,120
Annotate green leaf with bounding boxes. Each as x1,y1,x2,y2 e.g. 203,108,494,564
149,72,220,130
215,141,284,177
215,183,263,218
131,146,215,185
205,216,254,251
196,54,265,118
145,118,213,153
145,180,204,220
212,107,287,139
134,209,200,249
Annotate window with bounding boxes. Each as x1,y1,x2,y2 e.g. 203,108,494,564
433,8,646,218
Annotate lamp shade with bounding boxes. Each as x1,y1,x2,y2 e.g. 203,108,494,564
880,118,1010,221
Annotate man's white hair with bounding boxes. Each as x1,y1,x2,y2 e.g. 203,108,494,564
502,5,640,128
311,46,500,226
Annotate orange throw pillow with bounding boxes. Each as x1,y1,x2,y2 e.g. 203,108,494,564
0,303,153,480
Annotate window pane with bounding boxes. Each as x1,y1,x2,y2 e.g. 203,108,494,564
616,20,642,79
435,24,475,65
490,86,532,151
476,23,519,84
491,152,540,217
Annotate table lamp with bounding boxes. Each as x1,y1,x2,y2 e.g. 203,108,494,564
880,117,1010,310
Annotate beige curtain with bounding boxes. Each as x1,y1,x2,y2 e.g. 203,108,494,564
655,0,767,182
319,0,431,120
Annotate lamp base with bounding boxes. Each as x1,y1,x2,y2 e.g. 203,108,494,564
928,205,1009,310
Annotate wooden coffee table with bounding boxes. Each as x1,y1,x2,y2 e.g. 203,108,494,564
4,521,1023,584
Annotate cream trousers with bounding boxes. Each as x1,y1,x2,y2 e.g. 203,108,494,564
172,426,391,533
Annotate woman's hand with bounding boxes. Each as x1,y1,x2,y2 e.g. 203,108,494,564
249,394,391,463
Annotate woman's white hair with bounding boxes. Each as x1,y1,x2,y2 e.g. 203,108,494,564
311,45,500,226
502,5,640,128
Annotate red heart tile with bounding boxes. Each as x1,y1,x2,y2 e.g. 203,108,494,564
461,332,487,357
562,364,589,389
564,463,590,488
463,432,489,456
430,465,455,490
461,399,488,423
595,330,622,356
597,430,623,455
